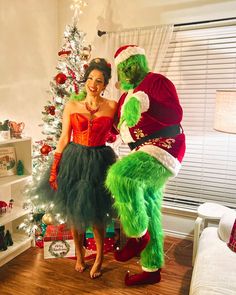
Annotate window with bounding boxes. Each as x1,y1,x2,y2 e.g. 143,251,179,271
160,20,236,209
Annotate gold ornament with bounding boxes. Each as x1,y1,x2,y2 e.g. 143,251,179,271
81,46,91,61
42,213,54,225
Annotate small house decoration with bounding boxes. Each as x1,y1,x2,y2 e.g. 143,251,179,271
0,201,8,214
9,199,14,209
0,120,10,141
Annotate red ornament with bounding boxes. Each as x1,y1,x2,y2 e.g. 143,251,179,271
35,237,44,248
83,64,89,70
48,106,55,115
40,144,52,155
58,50,71,56
45,105,55,115
55,73,67,84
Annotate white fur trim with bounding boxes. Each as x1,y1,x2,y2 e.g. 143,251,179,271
115,46,145,66
120,121,135,143
132,229,147,238
132,91,150,113
142,266,159,272
137,145,181,177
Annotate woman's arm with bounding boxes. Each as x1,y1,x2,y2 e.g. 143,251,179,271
49,102,72,190
55,102,72,153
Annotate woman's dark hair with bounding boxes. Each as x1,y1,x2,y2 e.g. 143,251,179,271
84,58,112,85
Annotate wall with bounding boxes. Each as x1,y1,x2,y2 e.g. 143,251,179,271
59,0,236,57
99,0,236,29
0,0,59,139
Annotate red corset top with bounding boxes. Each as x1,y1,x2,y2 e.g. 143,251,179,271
70,113,113,146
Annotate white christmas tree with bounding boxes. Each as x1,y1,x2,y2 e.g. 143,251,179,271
20,1,91,238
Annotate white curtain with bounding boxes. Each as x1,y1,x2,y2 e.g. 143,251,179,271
100,24,174,101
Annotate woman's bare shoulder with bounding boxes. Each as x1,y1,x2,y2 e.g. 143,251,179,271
65,100,83,113
105,98,118,109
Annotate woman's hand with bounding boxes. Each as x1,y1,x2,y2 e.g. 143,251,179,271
49,152,62,191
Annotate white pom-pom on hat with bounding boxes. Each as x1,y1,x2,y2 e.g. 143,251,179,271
114,45,145,66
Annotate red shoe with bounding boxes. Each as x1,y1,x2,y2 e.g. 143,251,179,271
125,269,161,286
114,230,150,262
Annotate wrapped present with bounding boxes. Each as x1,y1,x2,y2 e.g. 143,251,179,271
84,222,115,260
44,223,115,260
43,224,75,259
85,221,115,238
84,237,115,260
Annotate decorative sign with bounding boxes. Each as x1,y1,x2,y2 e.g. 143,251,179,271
0,146,16,177
44,239,75,259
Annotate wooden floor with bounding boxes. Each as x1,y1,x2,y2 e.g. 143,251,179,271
0,236,193,295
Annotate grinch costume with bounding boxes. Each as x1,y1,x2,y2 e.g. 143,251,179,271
106,45,186,286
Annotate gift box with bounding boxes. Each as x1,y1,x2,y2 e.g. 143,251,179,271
43,224,75,259
84,222,115,260
85,222,115,238
84,237,115,260
43,223,116,260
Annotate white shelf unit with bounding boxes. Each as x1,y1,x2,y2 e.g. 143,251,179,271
0,137,33,267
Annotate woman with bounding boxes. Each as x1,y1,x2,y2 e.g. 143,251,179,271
37,58,117,278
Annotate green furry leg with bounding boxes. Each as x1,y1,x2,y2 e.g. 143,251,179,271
141,187,165,270
141,165,172,270
106,151,171,237
106,151,172,269
106,152,149,236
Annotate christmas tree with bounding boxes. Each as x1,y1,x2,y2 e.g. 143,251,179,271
20,1,91,238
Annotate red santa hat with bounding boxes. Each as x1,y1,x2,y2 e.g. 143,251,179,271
114,45,145,66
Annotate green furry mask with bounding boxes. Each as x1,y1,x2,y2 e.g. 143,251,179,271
117,54,149,91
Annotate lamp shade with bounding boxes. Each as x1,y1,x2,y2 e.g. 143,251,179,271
214,89,236,134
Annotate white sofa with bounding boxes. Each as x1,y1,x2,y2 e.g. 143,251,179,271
190,209,236,295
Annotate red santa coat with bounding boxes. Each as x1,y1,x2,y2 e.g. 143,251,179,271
117,72,186,176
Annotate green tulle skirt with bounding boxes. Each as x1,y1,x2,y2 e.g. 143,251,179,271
34,142,117,231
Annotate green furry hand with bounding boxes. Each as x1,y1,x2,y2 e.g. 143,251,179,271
119,96,141,128
69,89,87,101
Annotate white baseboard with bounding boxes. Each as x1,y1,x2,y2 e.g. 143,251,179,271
164,229,194,240
162,204,197,240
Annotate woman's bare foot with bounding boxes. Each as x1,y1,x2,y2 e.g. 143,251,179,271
75,260,86,272
75,247,86,272
90,261,102,279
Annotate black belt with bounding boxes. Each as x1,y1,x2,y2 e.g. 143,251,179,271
128,124,182,151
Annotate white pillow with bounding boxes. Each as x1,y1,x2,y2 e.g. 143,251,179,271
218,209,236,242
